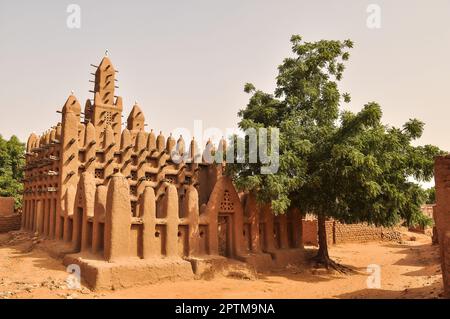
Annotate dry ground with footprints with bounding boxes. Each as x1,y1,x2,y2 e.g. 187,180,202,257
0,228,444,299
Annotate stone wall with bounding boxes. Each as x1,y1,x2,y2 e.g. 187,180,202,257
333,222,384,244
326,220,334,245
301,219,400,246
0,197,15,217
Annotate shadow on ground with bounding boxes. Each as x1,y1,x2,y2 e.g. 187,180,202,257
336,281,443,299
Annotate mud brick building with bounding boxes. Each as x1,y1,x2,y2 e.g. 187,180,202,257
434,156,450,297
21,55,304,289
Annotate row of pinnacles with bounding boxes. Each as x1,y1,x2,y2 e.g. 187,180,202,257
21,55,304,289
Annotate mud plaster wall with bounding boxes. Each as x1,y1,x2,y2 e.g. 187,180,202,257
0,197,15,217
302,220,318,246
0,197,19,233
0,214,21,233
21,56,308,290
433,156,450,296
443,233,450,297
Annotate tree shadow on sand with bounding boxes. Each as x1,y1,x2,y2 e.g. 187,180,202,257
383,242,442,277
335,242,444,299
0,232,67,273
336,281,443,299
254,247,364,284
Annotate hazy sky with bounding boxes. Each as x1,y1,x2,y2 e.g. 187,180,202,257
1,0,449,168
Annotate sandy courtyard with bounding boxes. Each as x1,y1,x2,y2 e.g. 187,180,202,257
0,229,444,299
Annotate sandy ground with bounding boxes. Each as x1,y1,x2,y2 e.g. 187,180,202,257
0,229,444,299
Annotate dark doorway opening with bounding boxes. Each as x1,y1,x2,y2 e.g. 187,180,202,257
218,214,232,257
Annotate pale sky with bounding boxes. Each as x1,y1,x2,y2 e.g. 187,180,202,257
1,0,449,188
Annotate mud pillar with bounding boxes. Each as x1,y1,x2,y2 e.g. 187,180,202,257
43,197,50,236
21,200,27,228
262,206,276,252
49,198,56,239
23,200,28,229
27,200,31,230
30,201,35,231
59,95,81,242
29,200,33,231
31,200,36,231
42,199,48,235
186,185,200,256
22,200,27,229
104,173,132,262
290,208,302,248
26,200,31,230
54,199,62,240
232,203,245,258
278,214,289,249
72,205,82,251
63,187,75,242
81,173,96,251
164,184,179,257
27,201,30,231
30,200,33,231
246,193,261,253
36,200,44,234
141,186,158,258
92,185,107,254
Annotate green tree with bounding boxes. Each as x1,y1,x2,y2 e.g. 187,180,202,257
0,135,25,209
424,187,435,204
226,35,443,269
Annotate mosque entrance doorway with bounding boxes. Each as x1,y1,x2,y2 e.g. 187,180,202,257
218,214,232,257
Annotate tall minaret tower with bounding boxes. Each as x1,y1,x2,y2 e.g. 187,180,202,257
88,52,123,145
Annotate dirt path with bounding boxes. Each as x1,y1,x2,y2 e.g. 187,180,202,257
0,230,444,299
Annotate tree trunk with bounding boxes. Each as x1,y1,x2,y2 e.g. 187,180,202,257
316,213,330,262
313,214,351,273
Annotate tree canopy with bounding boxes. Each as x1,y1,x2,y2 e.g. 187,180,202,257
424,187,435,204
0,135,25,209
226,35,444,267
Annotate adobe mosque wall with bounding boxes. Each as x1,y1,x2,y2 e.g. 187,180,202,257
21,55,304,289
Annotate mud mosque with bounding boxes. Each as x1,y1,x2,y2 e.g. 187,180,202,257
20,55,304,289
